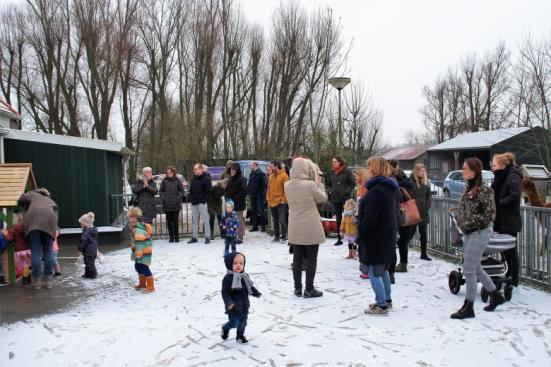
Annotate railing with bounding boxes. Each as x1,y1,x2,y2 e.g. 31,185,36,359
412,197,551,291
110,193,199,238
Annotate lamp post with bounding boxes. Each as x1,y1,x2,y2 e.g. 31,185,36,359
328,77,351,151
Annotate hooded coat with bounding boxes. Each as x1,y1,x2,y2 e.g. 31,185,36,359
221,252,261,314
17,189,59,239
225,164,248,212
284,158,328,245
492,165,523,234
358,176,400,266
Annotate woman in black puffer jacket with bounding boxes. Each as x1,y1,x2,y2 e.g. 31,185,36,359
160,166,184,243
491,152,523,287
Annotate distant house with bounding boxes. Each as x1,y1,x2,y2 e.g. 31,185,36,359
426,127,551,180
382,145,432,171
0,99,21,130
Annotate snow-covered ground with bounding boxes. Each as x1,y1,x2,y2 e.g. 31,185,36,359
2,231,551,366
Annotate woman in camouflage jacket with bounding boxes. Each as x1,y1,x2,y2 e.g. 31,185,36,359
451,157,505,320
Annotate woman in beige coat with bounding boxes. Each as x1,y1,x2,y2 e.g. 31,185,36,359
285,157,327,298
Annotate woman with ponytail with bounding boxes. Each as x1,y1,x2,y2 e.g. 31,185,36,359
491,152,522,287
451,157,505,319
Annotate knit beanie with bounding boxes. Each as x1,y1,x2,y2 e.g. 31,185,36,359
79,212,95,227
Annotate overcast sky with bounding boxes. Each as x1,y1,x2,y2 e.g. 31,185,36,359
240,0,551,145
4,0,551,146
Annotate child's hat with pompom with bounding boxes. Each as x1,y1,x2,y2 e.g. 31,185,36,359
79,212,95,227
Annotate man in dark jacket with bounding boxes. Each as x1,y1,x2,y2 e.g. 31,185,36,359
132,167,158,224
188,163,212,244
247,162,267,232
328,156,356,246
226,163,248,243
492,153,523,286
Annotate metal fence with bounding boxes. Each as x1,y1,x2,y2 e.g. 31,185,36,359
110,194,199,238
412,197,551,291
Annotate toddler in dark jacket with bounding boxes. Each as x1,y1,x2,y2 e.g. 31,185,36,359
221,199,240,257
221,252,261,343
78,212,98,279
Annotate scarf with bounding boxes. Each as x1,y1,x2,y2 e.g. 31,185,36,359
227,270,253,295
343,208,356,217
332,164,345,175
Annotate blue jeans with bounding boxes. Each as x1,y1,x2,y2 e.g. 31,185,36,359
224,236,237,256
223,312,248,336
134,262,152,277
28,230,54,278
367,265,392,307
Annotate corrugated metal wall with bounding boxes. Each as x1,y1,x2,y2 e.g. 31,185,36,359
4,139,123,228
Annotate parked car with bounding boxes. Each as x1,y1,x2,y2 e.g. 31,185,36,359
442,170,494,199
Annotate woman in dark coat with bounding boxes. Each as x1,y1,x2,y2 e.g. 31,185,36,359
132,167,158,224
392,166,416,273
328,156,356,246
410,163,432,261
225,163,248,243
491,152,523,287
159,166,184,243
17,188,59,289
358,157,399,316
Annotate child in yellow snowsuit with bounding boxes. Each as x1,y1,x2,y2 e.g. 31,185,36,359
341,199,358,259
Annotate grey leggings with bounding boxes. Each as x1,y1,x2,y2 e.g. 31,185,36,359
463,227,496,301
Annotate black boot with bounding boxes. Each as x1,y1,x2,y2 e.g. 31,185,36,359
236,334,248,344
221,327,229,340
450,300,475,319
294,288,302,297
303,288,323,298
484,290,506,312
389,272,395,285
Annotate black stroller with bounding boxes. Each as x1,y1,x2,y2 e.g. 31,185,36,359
447,208,517,301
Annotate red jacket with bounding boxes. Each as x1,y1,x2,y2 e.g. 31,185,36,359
4,223,29,252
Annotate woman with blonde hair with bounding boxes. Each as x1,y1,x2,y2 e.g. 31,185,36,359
491,152,522,287
410,163,432,261
354,168,369,199
357,156,399,315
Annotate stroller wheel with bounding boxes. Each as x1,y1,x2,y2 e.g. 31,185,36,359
504,284,513,301
481,287,489,303
449,270,462,294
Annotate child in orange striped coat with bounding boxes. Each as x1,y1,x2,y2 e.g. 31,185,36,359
128,207,154,293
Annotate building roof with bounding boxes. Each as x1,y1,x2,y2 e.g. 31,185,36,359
0,127,130,155
382,145,432,161
0,99,21,120
428,127,531,151
0,163,37,207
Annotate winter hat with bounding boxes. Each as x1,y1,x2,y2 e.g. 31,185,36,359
224,251,246,271
225,199,235,211
79,212,95,227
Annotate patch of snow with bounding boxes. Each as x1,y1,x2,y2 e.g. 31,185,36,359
2,232,551,366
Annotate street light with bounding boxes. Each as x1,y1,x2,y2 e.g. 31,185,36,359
328,76,351,150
